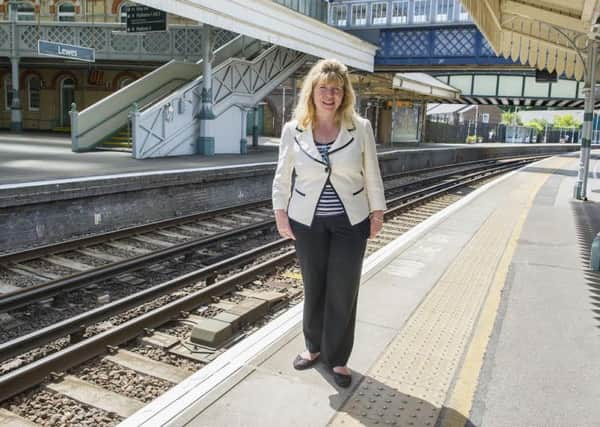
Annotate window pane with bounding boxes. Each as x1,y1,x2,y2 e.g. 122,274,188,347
332,5,347,26
391,1,408,24
459,4,470,21
29,77,40,110
371,2,387,25
16,2,35,21
58,2,76,21
351,4,367,26
414,0,430,23
436,0,453,22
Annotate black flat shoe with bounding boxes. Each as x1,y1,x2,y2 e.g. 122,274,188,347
293,354,319,370
332,371,352,388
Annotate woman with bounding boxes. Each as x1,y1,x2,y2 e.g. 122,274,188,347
272,58,386,388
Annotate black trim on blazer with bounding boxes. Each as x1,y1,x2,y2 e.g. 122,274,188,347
294,136,328,166
294,188,306,197
352,187,364,196
328,137,355,155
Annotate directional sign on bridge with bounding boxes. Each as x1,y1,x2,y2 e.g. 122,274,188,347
126,5,167,33
38,40,95,62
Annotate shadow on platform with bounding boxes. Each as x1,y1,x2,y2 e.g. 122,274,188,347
572,200,600,328
312,366,475,426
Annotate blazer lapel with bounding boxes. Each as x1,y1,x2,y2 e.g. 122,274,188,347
294,123,326,165
329,121,357,154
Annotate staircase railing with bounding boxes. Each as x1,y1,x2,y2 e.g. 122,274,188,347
131,45,307,159
70,34,257,152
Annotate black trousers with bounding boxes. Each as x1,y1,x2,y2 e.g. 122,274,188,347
290,214,369,368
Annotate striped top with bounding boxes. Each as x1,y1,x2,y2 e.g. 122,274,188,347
314,142,345,217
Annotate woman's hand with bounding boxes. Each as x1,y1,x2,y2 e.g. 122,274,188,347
369,210,384,239
274,209,296,240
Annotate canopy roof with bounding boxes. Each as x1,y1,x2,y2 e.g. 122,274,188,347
132,0,377,71
393,73,461,100
460,0,600,80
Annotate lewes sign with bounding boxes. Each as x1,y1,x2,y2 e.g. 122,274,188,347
38,40,95,62
126,5,167,33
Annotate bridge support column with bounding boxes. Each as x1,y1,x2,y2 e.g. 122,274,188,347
198,24,216,156
574,40,597,200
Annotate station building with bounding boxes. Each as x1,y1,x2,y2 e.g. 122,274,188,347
0,0,326,135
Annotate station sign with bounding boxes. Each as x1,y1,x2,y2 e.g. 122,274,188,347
38,40,95,62
126,5,167,33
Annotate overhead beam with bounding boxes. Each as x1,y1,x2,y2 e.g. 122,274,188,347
501,1,588,34
131,0,377,71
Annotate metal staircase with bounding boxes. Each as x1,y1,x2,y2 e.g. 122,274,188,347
131,44,308,158
71,33,259,152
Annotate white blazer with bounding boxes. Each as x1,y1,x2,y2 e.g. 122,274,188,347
272,116,386,226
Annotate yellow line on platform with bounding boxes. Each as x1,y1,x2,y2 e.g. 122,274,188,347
440,157,572,427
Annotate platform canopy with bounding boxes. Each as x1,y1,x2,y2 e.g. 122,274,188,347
460,0,600,80
393,73,461,100
131,0,377,71
351,72,460,103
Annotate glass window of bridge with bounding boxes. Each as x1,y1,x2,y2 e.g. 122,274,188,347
351,3,367,26
4,76,12,111
371,2,388,25
413,0,431,23
391,1,408,24
28,75,41,111
58,2,76,21
435,0,454,22
458,4,470,21
331,4,347,26
120,2,135,23
13,2,35,21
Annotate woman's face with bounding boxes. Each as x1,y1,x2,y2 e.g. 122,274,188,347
312,78,344,119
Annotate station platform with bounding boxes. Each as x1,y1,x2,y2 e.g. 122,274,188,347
0,131,579,186
119,150,600,426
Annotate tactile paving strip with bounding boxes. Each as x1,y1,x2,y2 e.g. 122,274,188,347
331,158,566,426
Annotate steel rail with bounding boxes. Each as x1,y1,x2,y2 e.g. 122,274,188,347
0,218,276,312
0,200,270,263
0,239,292,363
0,249,297,402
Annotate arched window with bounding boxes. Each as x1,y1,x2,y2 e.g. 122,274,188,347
58,2,76,21
4,75,13,111
28,75,41,111
14,2,35,21
119,2,134,23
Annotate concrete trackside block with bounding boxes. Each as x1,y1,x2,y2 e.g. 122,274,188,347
0,408,39,427
226,297,268,325
191,318,233,347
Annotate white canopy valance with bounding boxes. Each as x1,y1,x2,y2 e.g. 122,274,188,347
460,0,600,80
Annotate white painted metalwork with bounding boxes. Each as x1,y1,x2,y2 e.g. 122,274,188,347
0,22,227,62
132,44,307,158
132,0,376,71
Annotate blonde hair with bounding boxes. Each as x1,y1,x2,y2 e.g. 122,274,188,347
292,58,357,129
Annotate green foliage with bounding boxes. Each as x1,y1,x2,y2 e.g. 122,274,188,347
553,114,581,129
465,135,477,144
524,120,544,134
501,111,523,126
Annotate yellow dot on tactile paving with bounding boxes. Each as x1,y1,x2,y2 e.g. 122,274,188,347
282,272,303,280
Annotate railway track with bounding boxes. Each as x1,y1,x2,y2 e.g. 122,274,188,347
0,156,541,426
